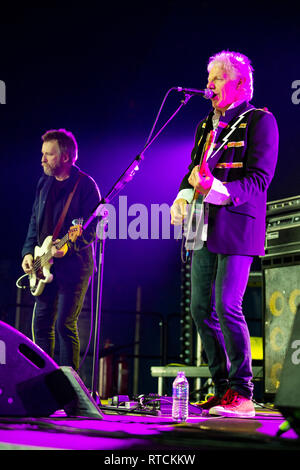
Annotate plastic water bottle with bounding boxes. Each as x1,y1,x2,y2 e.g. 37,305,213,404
172,371,189,422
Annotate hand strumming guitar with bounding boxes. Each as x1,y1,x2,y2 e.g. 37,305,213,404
22,254,33,273
170,198,188,226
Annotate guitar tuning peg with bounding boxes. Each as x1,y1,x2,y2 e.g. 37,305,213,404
72,218,84,226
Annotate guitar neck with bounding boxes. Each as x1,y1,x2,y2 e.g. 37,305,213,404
193,129,216,202
33,223,82,273
55,233,69,250
199,129,216,171
43,233,68,264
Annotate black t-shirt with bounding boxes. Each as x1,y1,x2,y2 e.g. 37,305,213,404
39,178,70,245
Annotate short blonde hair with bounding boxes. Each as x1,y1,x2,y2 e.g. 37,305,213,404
207,50,254,101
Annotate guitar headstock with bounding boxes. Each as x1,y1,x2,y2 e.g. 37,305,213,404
68,218,83,243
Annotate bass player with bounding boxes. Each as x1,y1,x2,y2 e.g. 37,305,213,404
21,128,101,371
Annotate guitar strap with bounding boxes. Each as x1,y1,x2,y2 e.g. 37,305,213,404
52,172,83,240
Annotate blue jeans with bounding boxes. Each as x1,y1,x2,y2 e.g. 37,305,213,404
32,255,92,370
191,245,254,399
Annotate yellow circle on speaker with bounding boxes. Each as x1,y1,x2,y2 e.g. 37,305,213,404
269,291,284,316
270,362,282,389
289,289,300,315
270,326,284,351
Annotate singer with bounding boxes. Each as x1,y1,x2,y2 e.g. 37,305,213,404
170,51,279,418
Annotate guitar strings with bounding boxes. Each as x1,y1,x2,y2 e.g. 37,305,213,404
32,233,69,271
31,225,81,273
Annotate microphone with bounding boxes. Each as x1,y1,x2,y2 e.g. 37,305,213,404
176,87,215,99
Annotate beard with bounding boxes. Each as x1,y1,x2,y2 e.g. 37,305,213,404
42,161,64,177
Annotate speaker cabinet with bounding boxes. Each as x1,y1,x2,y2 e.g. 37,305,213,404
262,258,300,396
0,321,102,418
275,307,300,437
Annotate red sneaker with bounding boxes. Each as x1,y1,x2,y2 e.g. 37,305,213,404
209,389,255,418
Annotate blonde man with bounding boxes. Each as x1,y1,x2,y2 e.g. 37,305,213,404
171,51,278,418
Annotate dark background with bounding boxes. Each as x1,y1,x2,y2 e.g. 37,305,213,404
0,0,299,397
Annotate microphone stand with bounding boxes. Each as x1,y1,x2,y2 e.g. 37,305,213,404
84,89,194,403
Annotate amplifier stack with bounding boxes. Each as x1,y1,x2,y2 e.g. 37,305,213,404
262,195,300,399
264,195,300,258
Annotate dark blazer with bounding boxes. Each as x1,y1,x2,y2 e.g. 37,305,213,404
179,101,279,256
22,165,101,267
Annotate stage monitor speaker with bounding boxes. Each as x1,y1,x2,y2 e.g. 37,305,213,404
275,307,300,437
263,262,300,396
0,320,102,418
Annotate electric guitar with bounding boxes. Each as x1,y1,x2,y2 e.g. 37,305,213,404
184,129,216,251
29,219,83,296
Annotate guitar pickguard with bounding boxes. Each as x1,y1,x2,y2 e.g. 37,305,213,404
29,236,54,296
28,222,83,296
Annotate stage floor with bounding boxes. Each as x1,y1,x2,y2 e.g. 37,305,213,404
0,403,299,456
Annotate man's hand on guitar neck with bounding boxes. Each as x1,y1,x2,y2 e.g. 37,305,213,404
188,162,214,195
51,239,68,258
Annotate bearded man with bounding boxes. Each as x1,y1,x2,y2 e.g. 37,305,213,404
22,129,101,370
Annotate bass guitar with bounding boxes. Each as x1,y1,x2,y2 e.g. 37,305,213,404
29,219,83,296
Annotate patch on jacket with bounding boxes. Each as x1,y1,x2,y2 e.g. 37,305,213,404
224,141,245,149
215,162,244,169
